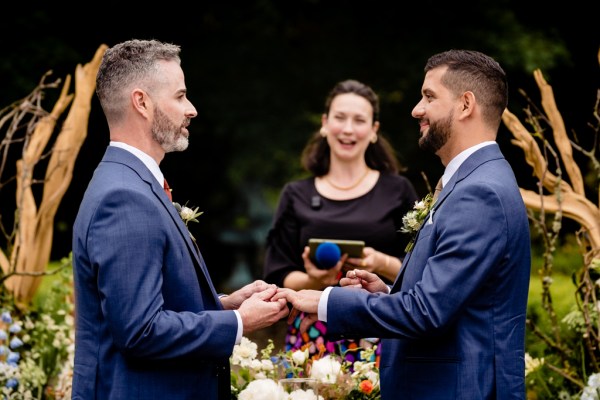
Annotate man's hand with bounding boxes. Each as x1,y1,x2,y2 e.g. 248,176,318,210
339,269,389,293
220,280,273,310
237,286,289,334
272,287,323,333
273,288,322,315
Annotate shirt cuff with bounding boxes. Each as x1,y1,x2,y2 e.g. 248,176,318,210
233,310,242,344
319,287,333,323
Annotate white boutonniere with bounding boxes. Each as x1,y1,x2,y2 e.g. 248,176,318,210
400,193,435,252
173,202,203,240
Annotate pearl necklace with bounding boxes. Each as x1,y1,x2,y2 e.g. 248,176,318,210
324,168,371,191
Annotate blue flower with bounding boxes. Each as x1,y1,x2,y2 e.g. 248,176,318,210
7,351,20,365
9,337,23,349
5,378,18,389
1,312,12,324
0,330,7,341
8,324,21,334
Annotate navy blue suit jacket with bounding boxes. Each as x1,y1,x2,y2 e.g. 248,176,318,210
72,146,237,399
326,144,531,399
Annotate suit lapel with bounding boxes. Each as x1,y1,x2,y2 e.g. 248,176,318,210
103,147,222,305
392,144,504,292
156,182,222,304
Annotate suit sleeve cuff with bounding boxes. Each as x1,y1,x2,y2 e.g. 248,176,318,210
319,287,333,323
233,310,242,344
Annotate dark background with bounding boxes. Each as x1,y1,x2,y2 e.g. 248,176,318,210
1,0,598,292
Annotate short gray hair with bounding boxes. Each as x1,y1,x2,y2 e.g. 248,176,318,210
96,39,181,123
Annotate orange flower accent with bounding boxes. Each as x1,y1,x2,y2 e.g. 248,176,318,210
359,379,374,394
316,342,326,359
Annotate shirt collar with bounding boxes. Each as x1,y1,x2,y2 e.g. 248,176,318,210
109,141,163,185
441,141,495,186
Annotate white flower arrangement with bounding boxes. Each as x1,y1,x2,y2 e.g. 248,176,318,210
230,337,380,400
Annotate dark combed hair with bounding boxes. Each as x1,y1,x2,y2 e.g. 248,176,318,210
424,49,508,129
301,79,405,176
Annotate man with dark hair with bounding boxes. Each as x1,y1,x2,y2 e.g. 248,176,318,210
275,49,530,399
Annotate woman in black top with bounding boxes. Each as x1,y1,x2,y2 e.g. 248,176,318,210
263,79,419,364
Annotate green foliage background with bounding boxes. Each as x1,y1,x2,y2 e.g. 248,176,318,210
0,0,597,290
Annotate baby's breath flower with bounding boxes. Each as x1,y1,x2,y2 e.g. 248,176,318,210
524,353,544,376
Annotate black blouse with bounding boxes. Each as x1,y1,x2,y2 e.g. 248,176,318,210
263,172,419,286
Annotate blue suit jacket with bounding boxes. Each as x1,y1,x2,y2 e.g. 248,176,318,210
326,144,530,399
72,146,238,400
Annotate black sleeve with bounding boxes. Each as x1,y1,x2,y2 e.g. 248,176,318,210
262,184,304,287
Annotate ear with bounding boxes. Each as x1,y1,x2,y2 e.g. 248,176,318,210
459,91,475,119
372,121,380,134
321,113,328,126
320,114,329,137
131,88,151,118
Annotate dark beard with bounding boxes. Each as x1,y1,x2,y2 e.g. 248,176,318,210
151,105,188,152
418,112,452,154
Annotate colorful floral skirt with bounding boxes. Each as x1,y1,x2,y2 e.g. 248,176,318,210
286,311,381,366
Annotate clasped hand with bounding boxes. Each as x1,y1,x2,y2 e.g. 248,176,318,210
272,268,389,333
222,280,289,334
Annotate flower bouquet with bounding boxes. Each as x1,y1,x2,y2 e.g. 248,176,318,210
230,337,380,400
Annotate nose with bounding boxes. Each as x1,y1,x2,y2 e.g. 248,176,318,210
411,100,425,119
186,100,198,118
342,119,354,133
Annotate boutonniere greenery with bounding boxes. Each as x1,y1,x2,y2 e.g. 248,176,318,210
173,202,203,225
400,193,435,252
173,202,203,240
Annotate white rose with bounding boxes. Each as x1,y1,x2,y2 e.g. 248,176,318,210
291,349,308,365
231,337,258,366
288,389,323,400
309,355,342,384
238,379,286,400
180,206,195,220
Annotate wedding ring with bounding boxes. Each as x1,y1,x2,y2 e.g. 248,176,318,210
361,260,367,268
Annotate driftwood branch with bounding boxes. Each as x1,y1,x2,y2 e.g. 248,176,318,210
3,44,108,304
502,57,600,253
